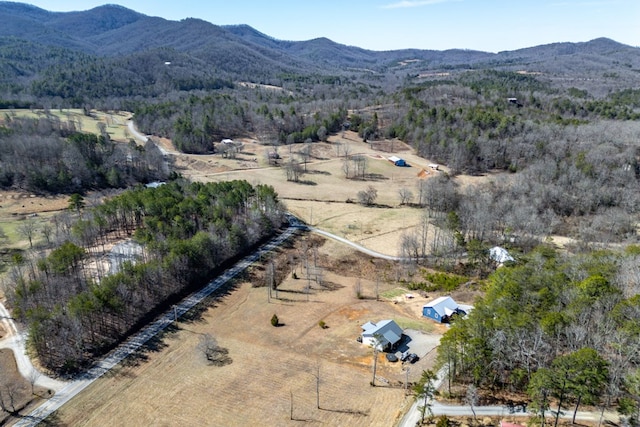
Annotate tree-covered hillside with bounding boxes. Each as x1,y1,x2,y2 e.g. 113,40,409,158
0,114,168,193
6,180,285,373
437,246,640,425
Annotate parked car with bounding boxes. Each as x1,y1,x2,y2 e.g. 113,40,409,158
386,353,398,362
407,353,419,364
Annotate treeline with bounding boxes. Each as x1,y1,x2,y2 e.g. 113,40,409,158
436,246,640,424
388,71,640,175
133,92,348,153
5,180,285,373
0,115,168,193
0,42,235,109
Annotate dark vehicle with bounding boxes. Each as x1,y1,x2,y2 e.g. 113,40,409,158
386,353,398,362
407,353,419,363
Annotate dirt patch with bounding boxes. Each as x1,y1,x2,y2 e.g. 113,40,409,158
0,349,51,424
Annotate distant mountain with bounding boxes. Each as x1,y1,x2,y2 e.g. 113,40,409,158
0,1,639,90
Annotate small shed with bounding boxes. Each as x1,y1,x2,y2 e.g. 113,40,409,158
428,163,439,170
422,296,472,323
388,156,406,167
361,319,403,351
221,138,234,144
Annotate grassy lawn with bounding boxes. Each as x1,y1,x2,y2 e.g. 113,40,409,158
2,109,133,142
380,287,409,300
395,316,435,333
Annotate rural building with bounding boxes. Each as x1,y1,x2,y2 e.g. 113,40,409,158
422,296,472,323
145,181,165,188
221,138,234,144
361,319,403,351
507,97,523,107
489,246,515,264
428,163,439,170
388,156,407,167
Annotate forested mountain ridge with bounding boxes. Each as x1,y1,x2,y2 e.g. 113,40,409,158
1,2,639,80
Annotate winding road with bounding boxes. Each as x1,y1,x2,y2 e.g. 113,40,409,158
2,216,614,426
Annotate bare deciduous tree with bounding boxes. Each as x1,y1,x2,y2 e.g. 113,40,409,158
17,218,38,248
398,188,414,206
357,186,378,206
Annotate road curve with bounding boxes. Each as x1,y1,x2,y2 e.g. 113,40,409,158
126,120,148,143
13,223,301,427
311,227,404,261
0,304,66,392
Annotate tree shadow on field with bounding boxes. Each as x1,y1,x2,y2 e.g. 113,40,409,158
294,180,317,186
319,406,370,417
114,280,242,373
179,281,240,325
115,332,171,372
364,173,389,182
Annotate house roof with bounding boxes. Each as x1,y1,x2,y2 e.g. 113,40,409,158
388,156,402,163
490,246,515,263
361,319,403,346
423,296,459,318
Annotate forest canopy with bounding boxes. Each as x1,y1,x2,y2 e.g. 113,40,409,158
5,180,285,373
437,246,640,424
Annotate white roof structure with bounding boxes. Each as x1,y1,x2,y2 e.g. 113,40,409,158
424,296,459,318
388,156,402,163
361,319,403,351
422,296,474,323
490,246,515,263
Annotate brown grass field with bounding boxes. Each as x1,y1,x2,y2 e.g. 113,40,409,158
51,238,454,427
0,111,481,426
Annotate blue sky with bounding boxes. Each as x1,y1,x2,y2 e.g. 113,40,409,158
23,0,639,52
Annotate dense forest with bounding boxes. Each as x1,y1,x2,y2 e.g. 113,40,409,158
0,114,168,193
437,246,640,426
6,180,285,372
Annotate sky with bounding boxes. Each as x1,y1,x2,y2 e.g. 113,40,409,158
21,0,640,52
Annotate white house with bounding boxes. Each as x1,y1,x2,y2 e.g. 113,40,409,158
361,319,403,351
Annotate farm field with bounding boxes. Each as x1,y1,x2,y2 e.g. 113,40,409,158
161,130,452,257
51,237,453,427
2,109,133,142
0,110,477,425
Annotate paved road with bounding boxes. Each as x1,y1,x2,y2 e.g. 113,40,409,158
12,223,302,427
0,304,66,392
397,367,607,427
126,120,148,143
127,120,173,156
311,227,404,261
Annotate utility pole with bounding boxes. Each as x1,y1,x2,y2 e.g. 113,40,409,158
315,363,321,409
405,366,410,395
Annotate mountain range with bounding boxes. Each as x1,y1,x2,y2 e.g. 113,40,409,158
1,2,639,88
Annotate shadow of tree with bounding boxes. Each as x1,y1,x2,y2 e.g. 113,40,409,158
319,407,370,416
